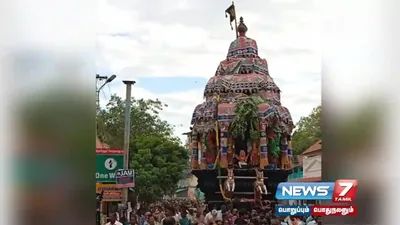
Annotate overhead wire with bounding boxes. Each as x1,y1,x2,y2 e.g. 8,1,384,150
97,79,113,143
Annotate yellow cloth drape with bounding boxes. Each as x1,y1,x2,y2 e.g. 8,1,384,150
219,184,232,201
215,95,220,148
215,121,219,147
213,150,220,169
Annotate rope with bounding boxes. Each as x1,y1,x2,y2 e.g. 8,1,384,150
213,95,221,169
219,184,231,201
215,95,220,148
218,168,232,202
215,121,219,147
213,149,221,169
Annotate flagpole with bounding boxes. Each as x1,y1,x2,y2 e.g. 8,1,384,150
233,1,238,38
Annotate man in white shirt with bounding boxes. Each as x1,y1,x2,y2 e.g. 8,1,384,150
216,205,227,221
106,213,123,225
282,216,291,225
204,209,218,224
306,221,317,225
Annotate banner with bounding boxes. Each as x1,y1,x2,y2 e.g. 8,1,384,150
96,183,123,202
115,169,135,188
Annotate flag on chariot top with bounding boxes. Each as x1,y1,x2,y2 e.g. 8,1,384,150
225,2,236,30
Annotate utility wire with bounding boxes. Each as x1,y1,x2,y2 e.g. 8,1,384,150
96,78,113,143
97,81,115,143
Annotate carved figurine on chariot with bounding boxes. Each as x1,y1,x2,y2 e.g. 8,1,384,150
253,169,267,195
280,134,291,170
227,138,235,166
205,131,218,165
249,142,260,167
198,137,207,170
198,131,218,169
224,167,235,194
235,150,248,168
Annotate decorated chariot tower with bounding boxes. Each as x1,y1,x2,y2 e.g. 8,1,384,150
189,9,295,205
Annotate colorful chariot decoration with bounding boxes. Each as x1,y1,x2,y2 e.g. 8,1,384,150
189,4,295,203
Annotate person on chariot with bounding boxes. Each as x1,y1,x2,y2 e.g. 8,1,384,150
235,150,248,168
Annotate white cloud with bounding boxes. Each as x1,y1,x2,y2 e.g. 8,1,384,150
270,0,301,3
99,84,204,142
97,0,321,142
97,0,138,34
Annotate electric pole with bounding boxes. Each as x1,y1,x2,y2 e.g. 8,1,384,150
122,80,136,203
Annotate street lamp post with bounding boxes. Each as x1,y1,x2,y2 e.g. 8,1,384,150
95,74,117,224
96,74,117,108
96,74,117,134
122,80,136,204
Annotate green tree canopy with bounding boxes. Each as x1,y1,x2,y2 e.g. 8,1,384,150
97,95,189,202
132,136,188,202
97,95,178,146
291,105,321,155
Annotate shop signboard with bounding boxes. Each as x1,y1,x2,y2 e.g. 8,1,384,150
96,148,124,182
96,183,123,202
115,169,135,188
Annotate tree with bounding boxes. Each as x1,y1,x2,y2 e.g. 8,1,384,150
96,95,189,202
132,136,188,202
291,105,321,155
97,95,178,147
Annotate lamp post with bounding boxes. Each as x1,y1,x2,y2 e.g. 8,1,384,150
95,74,117,224
96,74,117,108
122,80,136,203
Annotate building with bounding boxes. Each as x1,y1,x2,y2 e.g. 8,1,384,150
170,130,196,199
174,174,198,199
287,140,322,204
96,138,110,148
171,129,204,201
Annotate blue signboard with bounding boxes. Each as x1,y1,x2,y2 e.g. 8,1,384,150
115,169,135,188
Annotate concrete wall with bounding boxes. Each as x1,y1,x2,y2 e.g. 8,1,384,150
187,174,198,193
174,175,198,200
302,155,321,178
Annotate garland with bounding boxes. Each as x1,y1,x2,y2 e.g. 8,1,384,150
203,133,210,152
269,133,281,157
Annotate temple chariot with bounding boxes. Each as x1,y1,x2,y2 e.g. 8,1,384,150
189,16,295,206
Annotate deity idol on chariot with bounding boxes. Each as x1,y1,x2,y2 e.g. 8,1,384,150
189,16,295,171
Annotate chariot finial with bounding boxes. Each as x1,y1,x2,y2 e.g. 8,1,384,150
238,17,247,36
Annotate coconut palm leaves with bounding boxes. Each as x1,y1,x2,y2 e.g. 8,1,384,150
229,95,265,140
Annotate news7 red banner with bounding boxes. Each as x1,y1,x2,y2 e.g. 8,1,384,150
312,206,357,216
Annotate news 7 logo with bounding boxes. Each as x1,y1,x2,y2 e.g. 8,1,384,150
275,179,358,202
332,179,358,203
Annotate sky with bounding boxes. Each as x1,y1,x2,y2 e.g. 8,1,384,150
96,0,321,143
